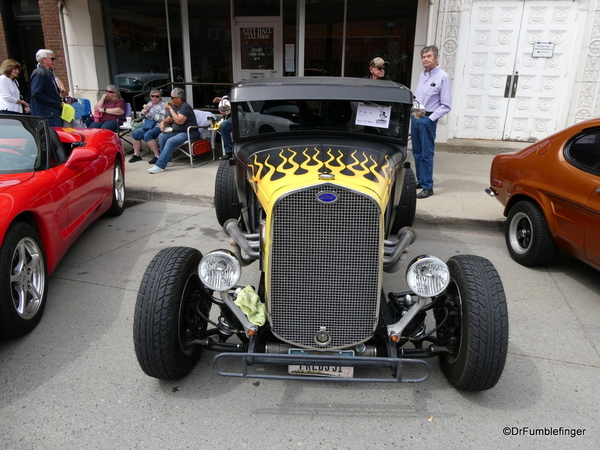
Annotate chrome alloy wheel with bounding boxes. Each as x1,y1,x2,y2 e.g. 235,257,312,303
114,162,125,210
10,236,45,319
508,211,532,255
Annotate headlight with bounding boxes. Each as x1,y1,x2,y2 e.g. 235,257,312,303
198,250,241,291
406,255,450,297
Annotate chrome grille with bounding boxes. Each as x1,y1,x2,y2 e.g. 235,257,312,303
269,185,381,349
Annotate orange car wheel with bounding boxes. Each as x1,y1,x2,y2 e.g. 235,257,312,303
505,200,559,266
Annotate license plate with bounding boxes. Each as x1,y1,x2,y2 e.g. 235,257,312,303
288,349,354,378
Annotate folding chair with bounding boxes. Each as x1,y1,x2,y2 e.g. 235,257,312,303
172,109,216,167
118,103,133,145
72,98,91,127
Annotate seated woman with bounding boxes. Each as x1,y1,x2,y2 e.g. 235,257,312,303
129,89,166,164
148,87,199,174
89,85,125,132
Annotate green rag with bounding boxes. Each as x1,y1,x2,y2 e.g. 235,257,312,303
234,286,267,326
61,103,76,122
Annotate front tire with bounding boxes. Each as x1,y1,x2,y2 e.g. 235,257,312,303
390,166,417,234
133,247,212,379
0,223,48,338
214,159,241,226
437,255,509,391
106,158,125,216
505,200,558,266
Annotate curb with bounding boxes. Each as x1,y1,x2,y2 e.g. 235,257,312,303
414,215,504,234
126,188,214,207
126,187,505,232
436,140,527,156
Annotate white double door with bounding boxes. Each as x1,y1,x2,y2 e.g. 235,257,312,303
455,1,583,141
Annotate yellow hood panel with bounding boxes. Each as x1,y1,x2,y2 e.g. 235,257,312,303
247,146,396,210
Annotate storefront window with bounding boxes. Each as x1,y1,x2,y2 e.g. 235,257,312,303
304,0,345,77
304,0,417,84
188,0,232,106
345,0,417,85
233,0,280,16
105,0,181,107
104,0,232,108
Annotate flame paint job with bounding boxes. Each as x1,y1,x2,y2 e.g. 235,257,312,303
246,145,396,213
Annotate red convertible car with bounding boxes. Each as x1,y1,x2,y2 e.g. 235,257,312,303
488,118,600,270
0,115,126,337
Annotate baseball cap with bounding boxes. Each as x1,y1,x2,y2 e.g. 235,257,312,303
370,57,388,68
218,97,231,115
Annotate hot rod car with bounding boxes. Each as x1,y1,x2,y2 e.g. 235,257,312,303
134,77,508,391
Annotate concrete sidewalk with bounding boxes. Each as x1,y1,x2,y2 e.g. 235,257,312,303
123,138,529,228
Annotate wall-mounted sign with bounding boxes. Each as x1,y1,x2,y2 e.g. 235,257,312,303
243,27,271,40
532,42,554,58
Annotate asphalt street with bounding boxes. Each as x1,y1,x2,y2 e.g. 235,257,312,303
0,200,598,449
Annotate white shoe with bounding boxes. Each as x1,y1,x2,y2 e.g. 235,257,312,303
167,161,174,167
148,165,165,174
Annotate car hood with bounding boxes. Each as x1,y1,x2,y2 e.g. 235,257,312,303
0,172,34,193
243,140,405,212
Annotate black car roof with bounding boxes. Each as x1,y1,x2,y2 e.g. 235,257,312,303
230,77,413,104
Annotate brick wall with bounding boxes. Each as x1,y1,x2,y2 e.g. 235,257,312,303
39,0,69,93
0,12,7,62
0,1,70,91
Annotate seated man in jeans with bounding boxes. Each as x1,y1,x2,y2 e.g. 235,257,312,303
212,95,232,159
148,87,199,174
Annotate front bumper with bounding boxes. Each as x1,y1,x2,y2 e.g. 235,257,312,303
213,352,431,383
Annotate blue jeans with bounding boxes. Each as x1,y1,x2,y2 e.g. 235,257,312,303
132,126,161,142
155,132,189,169
411,116,438,190
89,120,119,132
220,117,232,154
47,116,63,127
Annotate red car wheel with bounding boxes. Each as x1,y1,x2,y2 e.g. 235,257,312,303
0,223,48,337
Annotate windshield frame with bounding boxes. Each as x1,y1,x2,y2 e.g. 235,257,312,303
232,98,410,144
0,116,45,175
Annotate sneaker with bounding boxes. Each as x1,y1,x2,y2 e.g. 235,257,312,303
148,165,165,174
221,153,232,160
128,154,142,163
148,156,158,165
167,161,174,167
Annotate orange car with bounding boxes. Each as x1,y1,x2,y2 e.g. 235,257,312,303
488,118,600,269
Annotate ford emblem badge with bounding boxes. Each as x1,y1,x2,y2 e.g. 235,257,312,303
316,191,338,204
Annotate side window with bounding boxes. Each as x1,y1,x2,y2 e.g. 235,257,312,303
565,129,600,176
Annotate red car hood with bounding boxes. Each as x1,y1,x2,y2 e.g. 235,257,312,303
0,172,34,193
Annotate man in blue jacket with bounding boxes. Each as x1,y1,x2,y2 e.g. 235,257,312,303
30,49,65,127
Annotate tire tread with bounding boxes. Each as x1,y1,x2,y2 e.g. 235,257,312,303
441,254,509,391
133,247,203,379
214,160,241,226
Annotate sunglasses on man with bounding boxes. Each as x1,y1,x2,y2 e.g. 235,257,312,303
105,90,115,93
150,95,161,98
46,57,57,61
